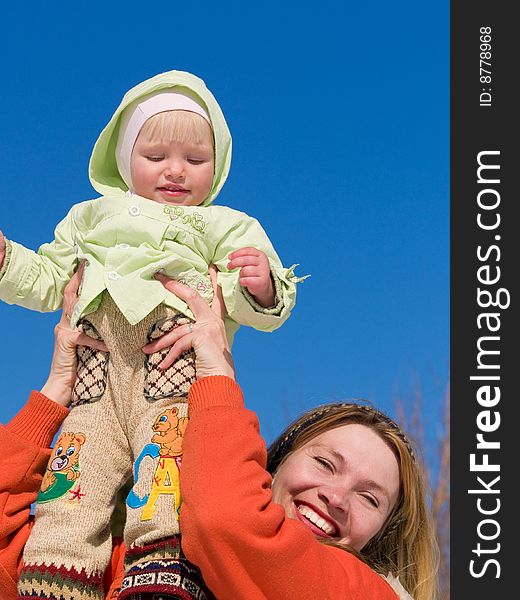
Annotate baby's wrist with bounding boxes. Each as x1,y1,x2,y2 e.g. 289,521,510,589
253,294,275,308
250,279,276,308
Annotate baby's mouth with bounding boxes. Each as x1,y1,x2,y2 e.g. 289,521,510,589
158,185,188,193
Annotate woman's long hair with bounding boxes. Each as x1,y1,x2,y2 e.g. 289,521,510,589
267,402,440,600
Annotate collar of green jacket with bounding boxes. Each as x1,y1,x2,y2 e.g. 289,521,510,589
88,70,232,207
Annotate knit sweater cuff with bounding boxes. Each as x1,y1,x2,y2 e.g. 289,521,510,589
188,376,244,411
6,391,69,448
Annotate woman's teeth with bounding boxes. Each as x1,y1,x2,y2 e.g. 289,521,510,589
297,505,335,535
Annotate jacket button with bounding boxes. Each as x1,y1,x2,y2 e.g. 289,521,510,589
117,243,130,249
107,271,120,281
128,205,140,216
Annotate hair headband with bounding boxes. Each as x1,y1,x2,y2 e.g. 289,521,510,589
267,402,416,475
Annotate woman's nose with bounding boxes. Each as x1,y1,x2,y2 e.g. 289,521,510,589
318,485,349,512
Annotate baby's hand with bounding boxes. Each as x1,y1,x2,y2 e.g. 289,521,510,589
0,230,6,270
228,247,275,308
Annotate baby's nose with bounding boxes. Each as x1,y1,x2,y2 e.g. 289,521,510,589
164,160,184,178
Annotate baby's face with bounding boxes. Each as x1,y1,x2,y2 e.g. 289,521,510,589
130,131,214,206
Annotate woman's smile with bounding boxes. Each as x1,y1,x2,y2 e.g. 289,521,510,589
271,423,400,550
295,501,338,537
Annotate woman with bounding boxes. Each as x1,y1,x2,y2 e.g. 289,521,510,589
0,268,439,599
150,272,440,600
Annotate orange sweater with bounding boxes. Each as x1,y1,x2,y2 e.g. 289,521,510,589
1,381,398,600
181,376,398,600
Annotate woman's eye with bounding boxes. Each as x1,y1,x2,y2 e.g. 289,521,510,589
363,494,379,508
314,456,333,471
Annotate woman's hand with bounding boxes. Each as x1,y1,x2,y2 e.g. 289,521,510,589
41,262,108,406
142,265,235,381
0,230,6,270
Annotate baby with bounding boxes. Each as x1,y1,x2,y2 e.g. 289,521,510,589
0,70,305,600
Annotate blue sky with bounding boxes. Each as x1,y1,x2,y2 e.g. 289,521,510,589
0,1,448,454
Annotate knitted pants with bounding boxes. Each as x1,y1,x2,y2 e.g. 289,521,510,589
18,294,212,600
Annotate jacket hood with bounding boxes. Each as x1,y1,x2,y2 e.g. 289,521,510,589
89,70,232,206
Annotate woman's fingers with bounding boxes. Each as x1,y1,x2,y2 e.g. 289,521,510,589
155,322,234,379
158,336,193,370
65,260,85,298
42,320,107,407
154,272,212,320
154,266,226,322
55,323,108,353
142,323,192,354
150,267,234,379
62,261,85,320
75,332,108,353
208,264,226,321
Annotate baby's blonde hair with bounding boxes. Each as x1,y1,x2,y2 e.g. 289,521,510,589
138,110,214,149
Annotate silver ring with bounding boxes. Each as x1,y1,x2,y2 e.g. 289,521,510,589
188,323,193,333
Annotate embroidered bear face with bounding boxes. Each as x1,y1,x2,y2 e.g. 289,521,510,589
41,432,86,493
151,408,188,457
152,408,179,433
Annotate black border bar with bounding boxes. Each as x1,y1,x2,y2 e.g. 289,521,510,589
451,3,515,597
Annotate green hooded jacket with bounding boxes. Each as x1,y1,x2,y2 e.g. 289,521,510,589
0,70,303,342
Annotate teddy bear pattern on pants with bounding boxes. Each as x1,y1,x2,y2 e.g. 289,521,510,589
18,292,213,600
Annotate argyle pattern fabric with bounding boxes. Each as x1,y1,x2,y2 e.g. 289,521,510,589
144,315,196,400
71,320,108,406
